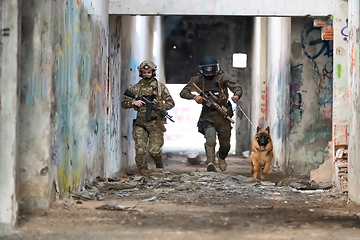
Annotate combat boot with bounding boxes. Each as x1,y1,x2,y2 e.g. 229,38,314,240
207,162,217,172
205,144,216,172
152,155,164,169
217,151,227,171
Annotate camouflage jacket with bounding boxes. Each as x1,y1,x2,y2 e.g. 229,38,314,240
179,70,242,107
121,78,175,119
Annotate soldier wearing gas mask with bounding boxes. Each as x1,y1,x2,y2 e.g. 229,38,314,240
121,60,175,175
180,56,242,172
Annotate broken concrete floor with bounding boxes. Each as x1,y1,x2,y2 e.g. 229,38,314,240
4,156,360,240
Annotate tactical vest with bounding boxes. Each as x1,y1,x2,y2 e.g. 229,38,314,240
201,73,228,107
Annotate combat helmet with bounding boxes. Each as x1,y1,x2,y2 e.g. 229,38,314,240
199,56,220,77
138,60,157,78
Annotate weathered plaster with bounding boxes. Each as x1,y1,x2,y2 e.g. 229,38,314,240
333,0,349,125
267,17,291,172
348,0,360,202
251,17,268,137
109,0,335,16
18,0,111,209
289,18,333,174
0,0,19,235
108,15,122,177
49,0,109,196
18,0,53,210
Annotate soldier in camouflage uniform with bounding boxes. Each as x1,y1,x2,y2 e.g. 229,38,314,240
180,56,242,172
121,60,175,175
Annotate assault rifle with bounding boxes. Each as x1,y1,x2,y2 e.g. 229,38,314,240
192,83,235,124
124,89,175,123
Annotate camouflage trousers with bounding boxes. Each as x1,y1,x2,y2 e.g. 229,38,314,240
202,112,232,164
133,117,164,173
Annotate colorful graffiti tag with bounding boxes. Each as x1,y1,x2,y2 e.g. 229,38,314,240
301,26,333,60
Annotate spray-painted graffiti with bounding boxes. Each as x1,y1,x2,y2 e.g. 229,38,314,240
260,89,267,119
341,19,349,42
289,20,334,173
50,0,108,194
350,43,356,76
301,26,333,59
290,63,304,129
319,61,333,126
25,74,48,106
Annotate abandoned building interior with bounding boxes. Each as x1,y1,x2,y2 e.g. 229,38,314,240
2,0,360,239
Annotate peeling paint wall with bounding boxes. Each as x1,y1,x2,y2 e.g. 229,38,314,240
19,0,53,210
0,0,19,235
50,0,109,196
348,0,360,202
333,0,349,126
108,15,122,177
18,0,110,209
289,17,333,174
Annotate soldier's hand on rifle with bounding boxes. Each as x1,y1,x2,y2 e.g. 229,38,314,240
231,95,240,103
194,95,204,104
133,99,145,107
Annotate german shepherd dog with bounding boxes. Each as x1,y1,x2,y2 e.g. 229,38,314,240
251,126,274,181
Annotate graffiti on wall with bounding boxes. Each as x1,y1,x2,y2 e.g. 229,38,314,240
50,0,107,193
290,63,304,129
341,19,349,42
301,26,333,60
319,61,333,125
25,74,48,106
289,20,333,171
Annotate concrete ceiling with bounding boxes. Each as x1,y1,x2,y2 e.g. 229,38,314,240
109,0,334,16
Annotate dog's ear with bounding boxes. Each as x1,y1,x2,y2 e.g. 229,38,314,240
265,126,270,134
257,126,261,133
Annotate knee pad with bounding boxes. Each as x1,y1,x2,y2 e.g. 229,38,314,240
205,127,216,146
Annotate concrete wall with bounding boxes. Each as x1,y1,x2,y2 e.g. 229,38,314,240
109,0,334,16
18,0,110,209
0,0,20,235
267,17,291,171
119,16,164,172
289,17,333,174
348,0,360,202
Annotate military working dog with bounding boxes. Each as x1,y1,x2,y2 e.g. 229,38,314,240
251,126,274,181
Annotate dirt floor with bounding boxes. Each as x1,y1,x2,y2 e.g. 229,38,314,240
3,155,360,240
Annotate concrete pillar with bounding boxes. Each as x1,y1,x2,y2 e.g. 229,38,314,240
251,17,268,137
108,15,123,177
267,17,291,172
18,0,53,210
348,0,360,202
331,0,349,191
333,0,349,152
0,0,20,235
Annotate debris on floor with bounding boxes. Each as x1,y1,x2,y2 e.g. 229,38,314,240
186,153,202,165
96,201,140,212
278,178,333,190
